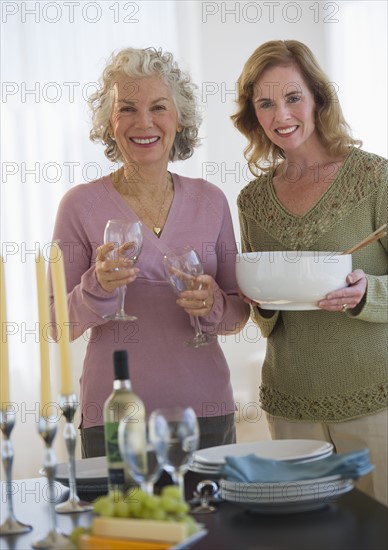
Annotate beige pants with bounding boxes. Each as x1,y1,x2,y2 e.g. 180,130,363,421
265,409,388,506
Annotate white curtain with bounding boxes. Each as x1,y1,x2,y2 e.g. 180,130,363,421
1,1,386,480
1,0,184,477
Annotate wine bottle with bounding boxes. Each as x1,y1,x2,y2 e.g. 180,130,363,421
103,350,145,496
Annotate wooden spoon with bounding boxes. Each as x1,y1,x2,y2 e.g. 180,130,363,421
341,224,387,255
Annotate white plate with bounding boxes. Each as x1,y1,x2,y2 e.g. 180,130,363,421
221,474,344,492
55,456,107,481
220,477,353,501
39,456,108,491
193,440,333,465
221,481,353,513
189,449,333,476
189,464,223,476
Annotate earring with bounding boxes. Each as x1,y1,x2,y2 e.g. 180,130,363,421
176,126,183,133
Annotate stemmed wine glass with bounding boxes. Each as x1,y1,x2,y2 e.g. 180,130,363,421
118,417,164,496
103,219,143,321
149,407,199,500
164,247,216,347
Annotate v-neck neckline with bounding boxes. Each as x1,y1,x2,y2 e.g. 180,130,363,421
267,148,355,220
105,171,178,246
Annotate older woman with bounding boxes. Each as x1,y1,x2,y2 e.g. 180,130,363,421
232,40,387,505
50,47,249,457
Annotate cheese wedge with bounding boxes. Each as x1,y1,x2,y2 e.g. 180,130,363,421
79,534,171,550
91,517,189,544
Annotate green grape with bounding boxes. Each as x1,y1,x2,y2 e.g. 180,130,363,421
175,501,189,514
99,499,116,517
126,487,147,504
151,508,168,521
161,485,182,500
93,495,109,514
93,495,115,517
144,495,160,510
70,526,90,548
114,499,131,518
127,498,144,517
160,495,179,513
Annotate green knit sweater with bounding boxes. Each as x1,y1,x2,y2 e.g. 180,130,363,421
237,148,388,422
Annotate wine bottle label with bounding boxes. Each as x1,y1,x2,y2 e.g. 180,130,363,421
104,420,136,492
104,421,122,463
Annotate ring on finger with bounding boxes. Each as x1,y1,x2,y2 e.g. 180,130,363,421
202,299,207,308
341,303,348,313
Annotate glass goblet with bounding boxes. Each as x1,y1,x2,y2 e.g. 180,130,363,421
103,219,143,321
149,407,199,500
164,246,216,347
118,417,163,496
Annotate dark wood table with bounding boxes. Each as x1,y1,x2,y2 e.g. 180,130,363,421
1,473,387,550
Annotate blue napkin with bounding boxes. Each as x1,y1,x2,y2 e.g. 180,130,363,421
221,448,374,482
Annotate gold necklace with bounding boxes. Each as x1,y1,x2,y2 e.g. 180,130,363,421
132,177,170,237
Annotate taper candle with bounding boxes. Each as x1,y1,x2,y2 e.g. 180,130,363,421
36,250,51,416
0,256,9,408
49,242,73,395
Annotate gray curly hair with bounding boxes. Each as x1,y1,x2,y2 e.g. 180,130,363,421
88,47,202,163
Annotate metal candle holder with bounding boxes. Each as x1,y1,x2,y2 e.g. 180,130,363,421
32,415,69,548
55,394,92,513
0,409,32,535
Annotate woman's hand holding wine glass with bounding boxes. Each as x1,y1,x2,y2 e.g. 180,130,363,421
164,247,216,347
97,219,143,321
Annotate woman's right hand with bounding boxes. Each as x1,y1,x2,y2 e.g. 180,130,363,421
238,289,259,306
95,243,140,293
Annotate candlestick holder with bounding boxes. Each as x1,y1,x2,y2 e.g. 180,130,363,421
32,415,69,548
0,409,33,535
55,394,93,513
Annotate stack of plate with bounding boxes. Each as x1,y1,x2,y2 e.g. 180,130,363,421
190,439,334,476
49,456,108,494
220,475,354,514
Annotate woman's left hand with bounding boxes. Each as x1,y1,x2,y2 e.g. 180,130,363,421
318,269,367,313
177,275,215,316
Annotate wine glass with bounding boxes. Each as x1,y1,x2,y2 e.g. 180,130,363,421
149,407,199,500
103,219,143,321
164,246,216,347
118,417,164,496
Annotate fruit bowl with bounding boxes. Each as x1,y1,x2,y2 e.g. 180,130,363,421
236,251,352,310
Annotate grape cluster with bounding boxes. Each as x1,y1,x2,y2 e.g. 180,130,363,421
93,485,199,533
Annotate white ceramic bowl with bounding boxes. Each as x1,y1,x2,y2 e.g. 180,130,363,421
236,251,352,310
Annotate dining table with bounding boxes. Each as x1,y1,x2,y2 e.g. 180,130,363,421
1,469,387,550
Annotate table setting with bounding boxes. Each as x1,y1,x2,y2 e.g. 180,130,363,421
1,233,387,549
190,439,334,475
1,450,387,550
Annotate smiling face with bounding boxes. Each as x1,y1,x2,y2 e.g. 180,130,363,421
253,64,318,155
110,73,179,170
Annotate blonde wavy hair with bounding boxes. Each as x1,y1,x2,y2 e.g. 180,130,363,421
231,40,362,174
88,47,202,162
